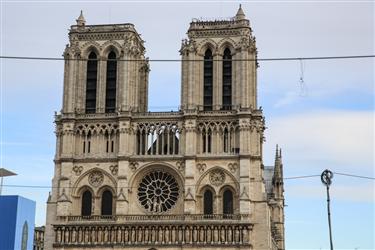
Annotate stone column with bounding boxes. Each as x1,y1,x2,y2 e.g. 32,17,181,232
116,160,130,215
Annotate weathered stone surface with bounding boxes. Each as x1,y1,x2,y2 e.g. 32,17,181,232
45,7,285,250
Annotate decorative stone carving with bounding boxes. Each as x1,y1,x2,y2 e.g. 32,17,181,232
109,165,118,175
88,171,104,187
72,166,83,176
176,161,185,172
196,163,206,174
137,171,179,213
117,188,128,202
249,119,265,133
185,187,194,200
209,169,226,186
57,188,70,202
240,186,249,199
228,163,238,173
129,162,139,172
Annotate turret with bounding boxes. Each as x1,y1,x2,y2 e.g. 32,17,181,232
180,6,257,111
76,10,86,27
235,4,246,20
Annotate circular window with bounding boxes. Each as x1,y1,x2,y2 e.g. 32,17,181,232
137,170,179,213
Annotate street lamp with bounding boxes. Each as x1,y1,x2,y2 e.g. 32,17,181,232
321,169,334,250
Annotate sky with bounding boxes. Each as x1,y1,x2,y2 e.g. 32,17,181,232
1,1,374,249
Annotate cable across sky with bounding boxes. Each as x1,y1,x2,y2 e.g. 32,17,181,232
0,54,374,62
1,172,373,190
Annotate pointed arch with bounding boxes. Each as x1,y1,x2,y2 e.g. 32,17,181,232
81,189,92,216
217,38,237,55
101,189,113,215
222,48,232,110
71,168,117,198
196,167,239,193
105,51,117,113
197,38,218,55
85,51,98,113
204,189,214,215
101,41,122,58
223,189,234,215
203,49,213,111
81,41,101,58
202,127,212,153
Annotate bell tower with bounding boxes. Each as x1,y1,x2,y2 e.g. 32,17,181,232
180,5,257,111
62,11,149,114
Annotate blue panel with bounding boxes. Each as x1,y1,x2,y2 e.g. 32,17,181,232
0,196,36,250
0,196,18,250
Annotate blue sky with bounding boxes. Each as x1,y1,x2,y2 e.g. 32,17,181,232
1,1,374,249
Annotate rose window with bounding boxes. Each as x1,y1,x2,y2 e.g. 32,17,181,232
137,171,179,213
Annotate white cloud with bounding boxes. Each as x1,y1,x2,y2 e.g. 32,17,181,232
287,183,374,203
264,110,374,174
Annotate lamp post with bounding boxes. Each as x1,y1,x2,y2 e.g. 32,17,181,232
321,169,334,250
0,168,17,195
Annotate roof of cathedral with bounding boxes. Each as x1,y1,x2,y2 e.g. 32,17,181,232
70,10,139,35
188,5,250,33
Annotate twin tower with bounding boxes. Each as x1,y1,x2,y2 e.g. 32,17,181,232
45,6,285,250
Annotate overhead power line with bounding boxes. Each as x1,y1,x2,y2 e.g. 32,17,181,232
0,55,374,62
284,174,320,180
2,174,321,190
2,172,373,190
333,172,375,180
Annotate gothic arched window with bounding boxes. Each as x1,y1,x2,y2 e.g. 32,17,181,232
85,52,98,113
223,189,234,215
81,190,92,216
203,189,214,215
223,128,229,153
203,49,213,111
222,48,232,110
202,128,212,153
105,51,117,113
101,190,113,216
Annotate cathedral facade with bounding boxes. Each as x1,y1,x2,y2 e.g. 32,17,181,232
45,6,285,250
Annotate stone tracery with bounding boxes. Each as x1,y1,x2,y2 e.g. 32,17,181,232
137,170,180,213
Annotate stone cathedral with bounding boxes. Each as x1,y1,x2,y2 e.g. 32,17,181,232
45,6,285,250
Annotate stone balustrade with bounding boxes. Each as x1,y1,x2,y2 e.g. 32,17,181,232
58,214,250,223
53,222,252,247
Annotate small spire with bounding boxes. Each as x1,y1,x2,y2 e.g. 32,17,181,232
235,4,246,20
76,10,86,26
279,148,282,159
275,144,279,159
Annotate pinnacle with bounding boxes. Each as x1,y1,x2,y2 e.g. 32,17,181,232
76,10,86,26
235,4,246,20
275,144,279,159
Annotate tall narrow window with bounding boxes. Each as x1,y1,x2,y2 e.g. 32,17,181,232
85,52,98,113
87,132,91,154
204,189,214,215
223,128,229,153
105,51,117,113
222,48,232,110
101,190,113,216
202,128,212,153
81,190,92,216
105,131,110,153
223,189,234,215
203,49,213,111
